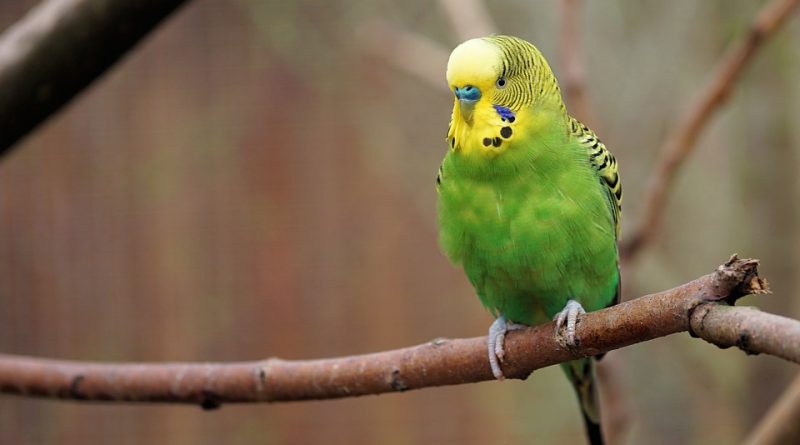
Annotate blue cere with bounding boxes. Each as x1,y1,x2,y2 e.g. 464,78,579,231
455,85,481,102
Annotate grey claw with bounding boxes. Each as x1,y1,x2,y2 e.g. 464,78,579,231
488,316,508,379
487,316,528,379
553,299,585,348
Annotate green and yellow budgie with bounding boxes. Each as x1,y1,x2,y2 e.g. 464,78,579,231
436,35,622,445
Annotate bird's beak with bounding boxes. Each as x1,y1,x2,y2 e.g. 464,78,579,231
454,85,481,123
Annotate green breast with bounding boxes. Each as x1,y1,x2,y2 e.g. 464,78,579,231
437,130,619,326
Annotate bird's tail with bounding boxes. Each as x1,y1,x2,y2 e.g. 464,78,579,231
561,358,604,445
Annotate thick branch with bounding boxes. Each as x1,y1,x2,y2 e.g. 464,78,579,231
0,0,190,157
0,256,783,408
620,0,800,260
691,305,800,361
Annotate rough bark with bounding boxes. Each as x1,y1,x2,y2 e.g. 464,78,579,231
0,256,786,409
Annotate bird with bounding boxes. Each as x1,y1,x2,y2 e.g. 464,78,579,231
436,35,622,445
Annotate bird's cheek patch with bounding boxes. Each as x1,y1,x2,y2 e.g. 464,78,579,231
481,136,504,149
492,105,516,143
475,105,517,153
492,104,516,123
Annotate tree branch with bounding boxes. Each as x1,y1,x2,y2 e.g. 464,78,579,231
558,0,593,125
0,256,784,409
358,0,498,94
356,19,450,94
744,373,800,445
620,0,800,260
437,0,497,41
0,0,191,157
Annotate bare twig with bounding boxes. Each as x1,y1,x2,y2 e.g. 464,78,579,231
437,0,497,41
356,19,450,93
743,373,800,445
596,356,630,445
359,0,497,94
690,305,800,362
620,0,800,260
559,0,593,125
0,256,782,408
0,0,190,157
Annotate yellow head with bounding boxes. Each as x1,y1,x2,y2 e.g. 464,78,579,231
445,36,564,156
446,38,502,123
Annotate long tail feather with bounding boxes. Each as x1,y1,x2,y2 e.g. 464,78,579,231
562,358,604,445
580,407,604,445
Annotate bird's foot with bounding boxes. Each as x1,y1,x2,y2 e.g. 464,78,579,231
554,299,586,349
487,316,526,380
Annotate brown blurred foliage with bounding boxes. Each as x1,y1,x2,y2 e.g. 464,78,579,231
1,1,799,444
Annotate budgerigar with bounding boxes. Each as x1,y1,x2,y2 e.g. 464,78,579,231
436,36,622,445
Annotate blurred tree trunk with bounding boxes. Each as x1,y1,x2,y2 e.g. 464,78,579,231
0,0,190,157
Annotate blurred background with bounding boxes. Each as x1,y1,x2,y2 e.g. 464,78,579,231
1,0,799,443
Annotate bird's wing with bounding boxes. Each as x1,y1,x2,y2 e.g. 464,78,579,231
569,117,622,239
570,117,622,308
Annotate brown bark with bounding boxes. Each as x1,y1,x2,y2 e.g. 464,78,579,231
691,305,800,362
0,256,785,409
0,0,190,156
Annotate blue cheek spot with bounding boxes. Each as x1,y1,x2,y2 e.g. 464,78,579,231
493,104,515,122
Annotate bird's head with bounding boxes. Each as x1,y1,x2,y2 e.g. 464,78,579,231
446,37,501,124
446,36,564,156
447,35,562,123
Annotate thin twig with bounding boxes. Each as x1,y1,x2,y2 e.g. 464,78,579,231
0,0,191,157
743,372,800,445
620,0,800,261
356,19,450,93
596,356,630,445
359,0,497,93
437,0,497,41
559,0,593,125
0,256,780,408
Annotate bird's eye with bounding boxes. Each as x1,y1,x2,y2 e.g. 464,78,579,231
496,77,507,88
